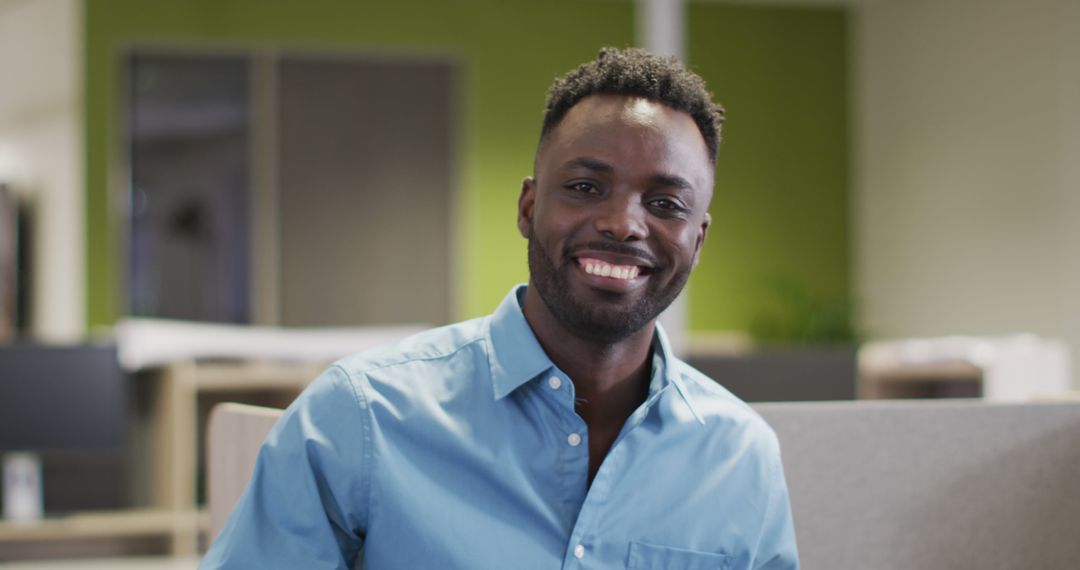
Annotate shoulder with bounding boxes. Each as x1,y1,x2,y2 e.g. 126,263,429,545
668,357,782,455
327,317,491,399
334,317,486,374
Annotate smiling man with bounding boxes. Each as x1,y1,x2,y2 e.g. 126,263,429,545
202,47,799,570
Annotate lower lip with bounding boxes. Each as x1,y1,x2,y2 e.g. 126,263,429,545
573,261,647,292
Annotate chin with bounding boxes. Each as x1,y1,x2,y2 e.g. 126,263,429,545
548,282,666,342
528,230,683,342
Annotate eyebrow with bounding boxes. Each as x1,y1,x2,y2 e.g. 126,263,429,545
561,157,614,173
561,157,696,192
650,173,695,192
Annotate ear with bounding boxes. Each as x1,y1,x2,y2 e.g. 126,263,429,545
517,176,536,238
690,212,711,268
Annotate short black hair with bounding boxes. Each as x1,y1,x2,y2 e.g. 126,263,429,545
540,47,725,161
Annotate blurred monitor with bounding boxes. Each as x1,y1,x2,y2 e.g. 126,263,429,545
0,344,127,452
0,344,129,513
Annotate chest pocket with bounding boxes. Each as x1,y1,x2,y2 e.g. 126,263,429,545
627,541,732,570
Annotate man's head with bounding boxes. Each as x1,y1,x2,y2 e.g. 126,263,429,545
540,47,725,164
519,47,724,344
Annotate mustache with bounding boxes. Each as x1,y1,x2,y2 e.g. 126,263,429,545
565,241,659,267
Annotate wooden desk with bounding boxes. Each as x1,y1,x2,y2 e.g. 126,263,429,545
0,508,206,562
140,360,323,555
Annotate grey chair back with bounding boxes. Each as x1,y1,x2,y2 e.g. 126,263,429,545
754,400,1080,570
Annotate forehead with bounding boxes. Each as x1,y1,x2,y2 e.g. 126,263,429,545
538,95,713,189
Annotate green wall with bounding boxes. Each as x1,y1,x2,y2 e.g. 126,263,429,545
85,0,634,327
687,4,850,338
85,0,849,339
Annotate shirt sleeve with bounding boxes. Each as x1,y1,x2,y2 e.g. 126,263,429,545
200,365,371,569
753,454,800,570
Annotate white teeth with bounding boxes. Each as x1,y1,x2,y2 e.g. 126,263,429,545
580,259,642,281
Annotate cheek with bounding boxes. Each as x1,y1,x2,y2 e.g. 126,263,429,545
535,203,585,244
661,227,704,262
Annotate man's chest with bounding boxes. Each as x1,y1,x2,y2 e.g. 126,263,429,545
356,394,764,569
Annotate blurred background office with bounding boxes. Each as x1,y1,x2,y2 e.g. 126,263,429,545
1,0,1078,566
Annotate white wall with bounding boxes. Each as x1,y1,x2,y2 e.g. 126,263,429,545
854,0,1080,385
0,0,84,341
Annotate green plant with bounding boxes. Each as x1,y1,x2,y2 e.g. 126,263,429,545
749,276,857,344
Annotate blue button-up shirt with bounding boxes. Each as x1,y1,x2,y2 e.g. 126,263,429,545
201,286,799,569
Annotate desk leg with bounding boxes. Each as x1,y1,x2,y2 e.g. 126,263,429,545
151,362,199,556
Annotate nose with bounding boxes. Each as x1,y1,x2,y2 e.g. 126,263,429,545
594,196,647,242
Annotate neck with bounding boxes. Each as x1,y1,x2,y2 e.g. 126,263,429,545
521,284,654,426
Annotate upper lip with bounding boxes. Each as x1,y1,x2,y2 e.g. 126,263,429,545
569,246,657,270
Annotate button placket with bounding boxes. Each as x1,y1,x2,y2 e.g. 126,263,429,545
541,371,578,413
545,372,589,532
564,433,626,567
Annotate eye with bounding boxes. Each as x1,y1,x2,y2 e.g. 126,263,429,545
566,181,600,195
648,197,688,213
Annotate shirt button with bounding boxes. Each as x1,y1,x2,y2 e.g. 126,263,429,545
574,544,585,558
567,433,582,446
547,376,562,390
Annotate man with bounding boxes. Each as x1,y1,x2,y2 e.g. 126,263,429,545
201,47,799,569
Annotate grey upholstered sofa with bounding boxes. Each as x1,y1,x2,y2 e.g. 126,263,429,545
210,399,1080,569
754,399,1080,569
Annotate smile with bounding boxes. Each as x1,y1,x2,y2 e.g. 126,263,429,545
577,257,641,281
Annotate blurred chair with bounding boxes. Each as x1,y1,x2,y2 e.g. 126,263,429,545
206,403,282,542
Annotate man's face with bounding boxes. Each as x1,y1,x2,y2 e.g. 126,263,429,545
518,94,713,343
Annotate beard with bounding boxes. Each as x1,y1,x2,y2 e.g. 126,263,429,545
527,227,690,344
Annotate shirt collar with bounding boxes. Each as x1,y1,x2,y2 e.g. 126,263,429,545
487,286,554,400
652,322,706,425
487,285,705,425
